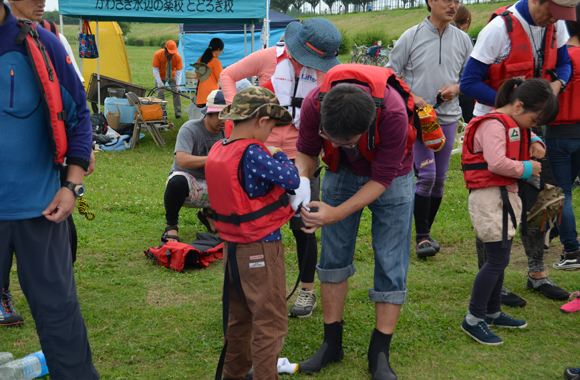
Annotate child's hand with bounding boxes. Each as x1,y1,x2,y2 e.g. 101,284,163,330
529,142,546,159
267,146,282,156
531,160,542,177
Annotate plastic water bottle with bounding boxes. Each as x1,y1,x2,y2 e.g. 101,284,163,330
0,351,48,379
0,352,14,366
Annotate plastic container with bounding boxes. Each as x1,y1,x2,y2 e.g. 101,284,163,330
0,351,48,379
185,70,198,89
104,97,135,124
107,87,125,98
0,352,14,366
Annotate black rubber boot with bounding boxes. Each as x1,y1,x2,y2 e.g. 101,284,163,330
368,329,397,380
299,321,344,374
223,368,253,380
427,196,443,252
414,194,437,258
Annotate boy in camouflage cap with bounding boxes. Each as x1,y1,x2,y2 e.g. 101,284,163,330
205,86,298,380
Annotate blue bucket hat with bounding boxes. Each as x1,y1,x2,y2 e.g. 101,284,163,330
285,18,342,73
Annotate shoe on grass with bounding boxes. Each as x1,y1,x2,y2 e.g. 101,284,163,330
526,276,569,300
501,286,527,307
553,250,580,271
289,288,317,318
561,291,580,314
416,239,437,258
485,312,527,328
461,317,503,345
565,367,580,380
428,237,440,253
1,288,24,327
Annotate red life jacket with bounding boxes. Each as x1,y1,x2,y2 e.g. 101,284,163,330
144,241,224,272
205,139,295,244
318,64,418,173
40,20,59,36
462,112,531,189
15,20,68,166
483,8,557,98
553,46,580,125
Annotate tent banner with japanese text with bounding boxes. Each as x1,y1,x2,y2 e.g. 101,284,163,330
58,0,267,24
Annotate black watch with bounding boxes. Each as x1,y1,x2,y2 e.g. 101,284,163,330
63,181,86,198
557,79,567,94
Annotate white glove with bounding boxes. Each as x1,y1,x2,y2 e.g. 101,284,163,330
289,177,311,212
157,81,165,88
267,146,282,156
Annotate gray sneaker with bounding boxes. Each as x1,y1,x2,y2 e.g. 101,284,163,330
289,289,317,318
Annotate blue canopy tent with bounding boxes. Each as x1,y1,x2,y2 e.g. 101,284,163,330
178,10,298,71
58,0,267,107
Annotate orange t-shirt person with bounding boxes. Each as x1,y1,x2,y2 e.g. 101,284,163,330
196,38,224,106
152,40,184,118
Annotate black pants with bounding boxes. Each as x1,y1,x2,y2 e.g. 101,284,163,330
164,175,190,226
469,240,512,319
0,217,99,379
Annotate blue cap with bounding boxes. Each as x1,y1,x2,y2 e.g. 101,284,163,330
284,18,342,73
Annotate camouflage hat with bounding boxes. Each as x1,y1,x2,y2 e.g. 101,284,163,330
219,87,292,126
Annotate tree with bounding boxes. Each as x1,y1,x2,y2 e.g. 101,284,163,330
305,0,321,13
325,0,340,13
271,0,293,14
117,21,132,35
292,0,307,15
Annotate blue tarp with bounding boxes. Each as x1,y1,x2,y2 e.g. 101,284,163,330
178,28,285,72
58,0,267,24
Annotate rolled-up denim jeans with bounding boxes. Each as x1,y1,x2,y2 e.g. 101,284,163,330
317,165,414,305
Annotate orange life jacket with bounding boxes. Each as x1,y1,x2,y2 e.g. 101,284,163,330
553,46,580,125
40,20,59,36
483,7,557,101
462,112,531,189
15,20,68,166
318,64,418,173
205,139,295,244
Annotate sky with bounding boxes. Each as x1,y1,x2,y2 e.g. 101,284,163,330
46,0,59,11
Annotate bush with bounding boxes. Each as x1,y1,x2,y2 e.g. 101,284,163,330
338,29,351,55
126,36,137,46
353,29,394,48
135,39,144,47
468,24,484,41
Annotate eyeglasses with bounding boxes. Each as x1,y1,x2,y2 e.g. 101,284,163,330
318,125,362,149
442,0,461,5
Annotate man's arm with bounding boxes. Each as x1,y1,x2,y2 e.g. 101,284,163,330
175,151,207,169
153,67,163,87
460,57,497,106
42,164,84,223
301,180,386,233
550,45,572,95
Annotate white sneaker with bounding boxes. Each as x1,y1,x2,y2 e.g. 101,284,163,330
289,289,316,318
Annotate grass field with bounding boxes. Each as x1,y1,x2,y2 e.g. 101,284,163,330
2,4,580,379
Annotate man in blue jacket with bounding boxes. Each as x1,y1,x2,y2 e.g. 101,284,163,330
0,2,99,378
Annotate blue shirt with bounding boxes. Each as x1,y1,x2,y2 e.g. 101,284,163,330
0,5,92,220
240,144,299,241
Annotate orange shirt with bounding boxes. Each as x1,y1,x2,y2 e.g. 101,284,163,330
196,52,223,105
152,49,183,80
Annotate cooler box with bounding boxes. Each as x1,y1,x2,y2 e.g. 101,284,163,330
104,98,135,124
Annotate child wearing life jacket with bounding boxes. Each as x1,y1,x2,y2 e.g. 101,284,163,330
205,87,298,380
461,78,559,345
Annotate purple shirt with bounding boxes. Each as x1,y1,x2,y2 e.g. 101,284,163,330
296,84,413,189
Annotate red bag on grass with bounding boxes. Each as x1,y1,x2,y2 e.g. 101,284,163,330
145,233,223,272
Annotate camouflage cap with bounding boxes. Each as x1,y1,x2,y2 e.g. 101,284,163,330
219,87,292,126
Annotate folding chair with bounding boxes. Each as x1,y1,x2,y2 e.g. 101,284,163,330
126,92,166,149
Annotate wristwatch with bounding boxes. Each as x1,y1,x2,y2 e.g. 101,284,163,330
63,181,86,198
557,79,567,94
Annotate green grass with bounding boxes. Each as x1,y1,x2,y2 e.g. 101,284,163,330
3,8,580,379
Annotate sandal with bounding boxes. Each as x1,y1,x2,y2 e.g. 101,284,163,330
197,210,217,233
161,225,179,243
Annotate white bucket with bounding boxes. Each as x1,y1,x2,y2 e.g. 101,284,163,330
185,70,198,89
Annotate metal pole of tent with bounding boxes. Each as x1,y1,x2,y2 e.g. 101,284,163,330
244,24,247,57
265,0,270,48
59,14,64,37
251,20,254,54
79,18,83,76
97,21,100,111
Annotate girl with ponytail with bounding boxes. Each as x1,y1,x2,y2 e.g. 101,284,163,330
460,78,558,346
196,38,224,107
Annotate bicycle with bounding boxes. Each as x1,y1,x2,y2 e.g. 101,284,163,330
349,43,368,63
